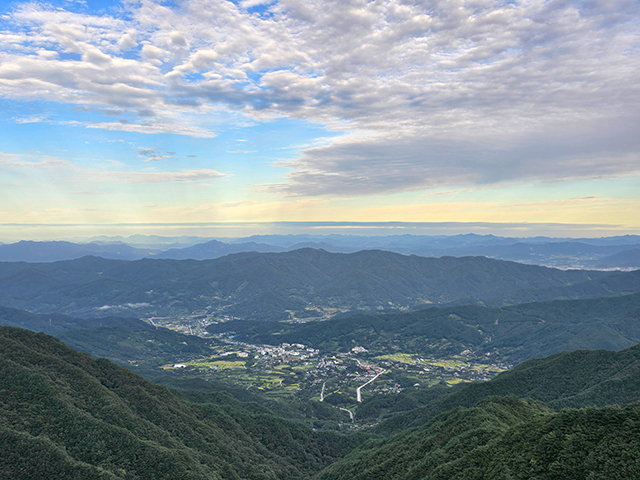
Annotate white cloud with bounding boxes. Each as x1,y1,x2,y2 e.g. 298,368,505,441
241,0,275,9
118,29,137,49
62,120,216,138
0,0,638,193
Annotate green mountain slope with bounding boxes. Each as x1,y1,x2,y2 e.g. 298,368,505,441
0,305,219,376
58,326,219,377
374,342,640,435
0,249,622,320
596,247,640,268
0,305,152,336
0,327,361,480
0,240,158,262
318,397,640,480
484,268,640,307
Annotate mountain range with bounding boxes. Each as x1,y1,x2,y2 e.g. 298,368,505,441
0,249,634,320
3,234,640,478
318,397,640,480
2,234,640,268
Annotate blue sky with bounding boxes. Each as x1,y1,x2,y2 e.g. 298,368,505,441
0,0,639,240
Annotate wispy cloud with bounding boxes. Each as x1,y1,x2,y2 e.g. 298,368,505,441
0,153,72,170
0,151,230,184
95,169,230,184
13,115,53,124
61,120,216,138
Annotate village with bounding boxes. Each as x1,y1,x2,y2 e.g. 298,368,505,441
161,328,511,407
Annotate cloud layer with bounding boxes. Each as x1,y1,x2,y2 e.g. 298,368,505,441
1,0,639,195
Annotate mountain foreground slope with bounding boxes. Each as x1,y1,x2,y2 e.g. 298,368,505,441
0,327,361,480
3,326,640,479
318,397,640,480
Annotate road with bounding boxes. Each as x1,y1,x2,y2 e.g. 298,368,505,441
339,407,354,422
356,370,386,402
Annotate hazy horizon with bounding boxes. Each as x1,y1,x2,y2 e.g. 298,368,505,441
1,221,640,244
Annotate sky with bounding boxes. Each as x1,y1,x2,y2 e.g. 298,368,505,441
0,0,639,240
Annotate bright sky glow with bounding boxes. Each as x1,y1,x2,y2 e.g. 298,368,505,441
1,0,639,239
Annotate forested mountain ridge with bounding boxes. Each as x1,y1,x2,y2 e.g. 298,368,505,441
484,268,640,307
0,249,627,320
0,304,152,336
208,291,640,362
373,342,640,435
154,239,285,259
318,397,640,480
0,327,362,480
0,240,158,262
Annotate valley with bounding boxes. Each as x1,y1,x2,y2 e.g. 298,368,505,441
156,332,510,427
1,242,640,478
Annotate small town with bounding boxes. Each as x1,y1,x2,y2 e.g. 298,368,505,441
159,325,511,415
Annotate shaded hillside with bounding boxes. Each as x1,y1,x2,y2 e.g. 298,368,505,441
225,234,640,268
318,397,640,480
0,327,361,480
12,235,639,268
483,268,640,307
374,342,640,435
58,327,219,377
0,305,152,336
427,241,640,268
0,249,620,319
208,292,640,362
0,304,222,378
596,248,640,269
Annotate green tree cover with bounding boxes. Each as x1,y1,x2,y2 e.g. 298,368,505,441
4,326,640,479
5,293,640,432
318,397,640,480
58,326,218,377
0,305,152,335
596,247,640,268
0,327,363,480
0,249,627,320
374,342,640,435
208,292,640,362
159,377,352,429
486,267,640,307
354,381,465,424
